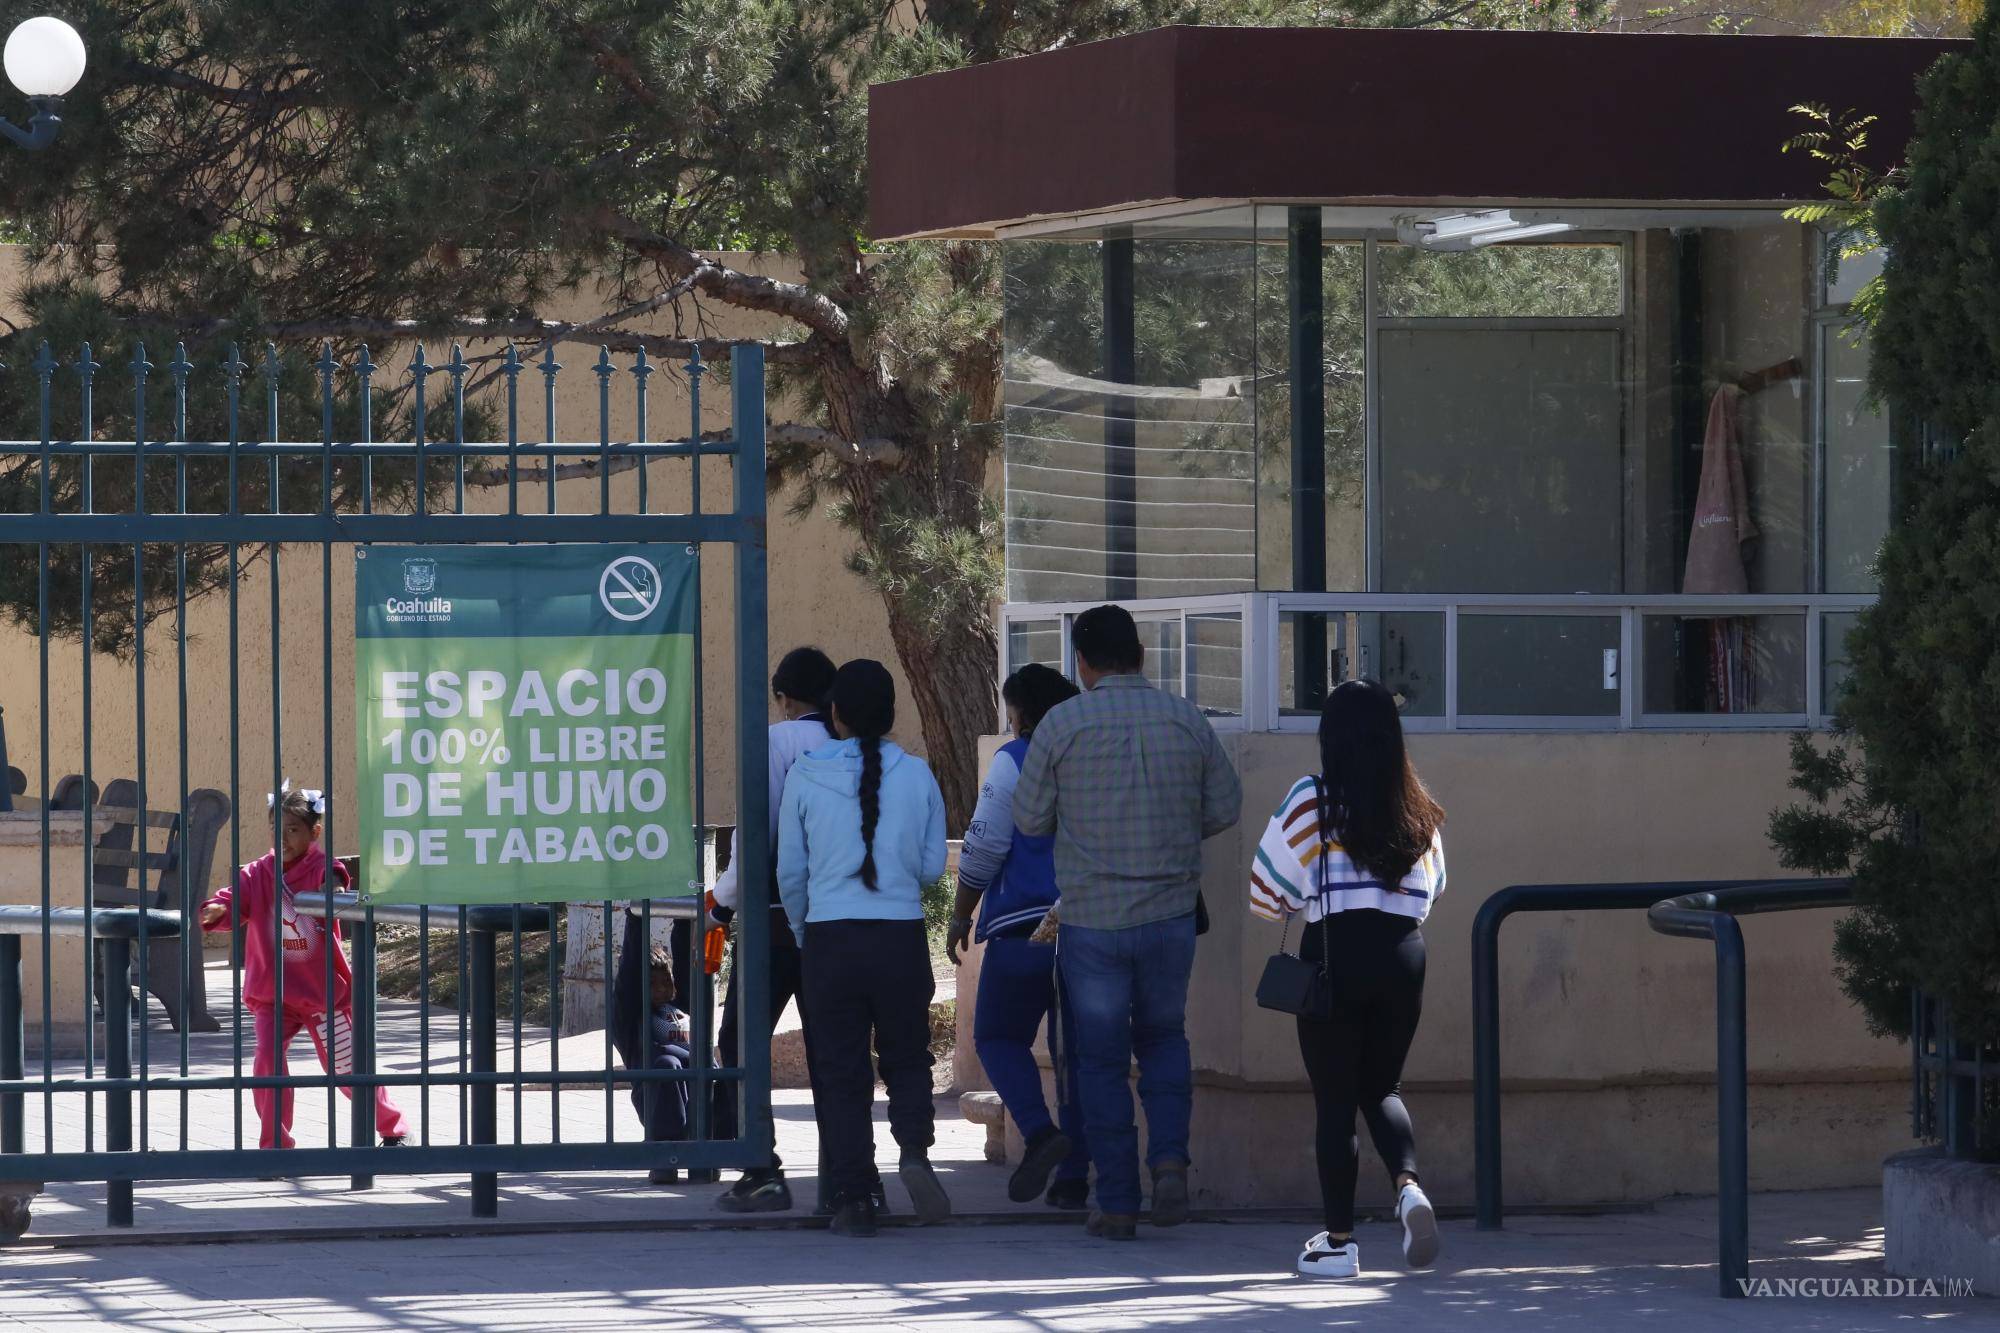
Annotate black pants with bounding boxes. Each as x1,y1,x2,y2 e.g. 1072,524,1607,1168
712,908,805,1167
802,919,935,1204
1296,909,1426,1233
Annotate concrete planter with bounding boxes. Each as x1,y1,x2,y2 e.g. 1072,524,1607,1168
1884,1148,2000,1293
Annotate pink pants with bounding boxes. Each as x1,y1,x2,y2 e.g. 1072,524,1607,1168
252,1004,411,1150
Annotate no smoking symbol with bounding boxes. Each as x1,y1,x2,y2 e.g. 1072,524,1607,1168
599,556,663,622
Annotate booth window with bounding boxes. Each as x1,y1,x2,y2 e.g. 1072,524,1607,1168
999,210,1886,728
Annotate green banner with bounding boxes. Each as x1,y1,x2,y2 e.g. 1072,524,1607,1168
356,545,697,905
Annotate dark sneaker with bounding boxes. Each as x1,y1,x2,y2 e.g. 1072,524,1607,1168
899,1154,952,1224
1149,1160,1190,1228
1046,1178,1090,1211
1085,1209,1138,1241
828,1194,878,1238
717,1169,793,1213
816,1181,889,1217
1009,1127,1074,1204
378,1136,405,1148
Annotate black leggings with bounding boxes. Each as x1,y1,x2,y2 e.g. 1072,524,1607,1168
1295,909,1426,1234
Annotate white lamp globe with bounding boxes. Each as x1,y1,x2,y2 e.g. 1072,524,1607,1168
4,17,86,99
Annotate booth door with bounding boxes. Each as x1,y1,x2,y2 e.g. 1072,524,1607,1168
1377,327,1624,716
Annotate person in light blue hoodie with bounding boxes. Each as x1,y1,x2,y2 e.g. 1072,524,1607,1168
777,658,949,1238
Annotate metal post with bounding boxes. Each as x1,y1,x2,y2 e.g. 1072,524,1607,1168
0,935,20,1154
1471,893,1507,1230
103,935,132,1227
469,925,498,1217
731,347,773,1167
1102,236,1137,601
0,705,12,813
1289,207,1329,710
349,917,376,1190
1715,917,1748,1298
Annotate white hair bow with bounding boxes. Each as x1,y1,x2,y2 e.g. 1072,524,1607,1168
266,778,327,815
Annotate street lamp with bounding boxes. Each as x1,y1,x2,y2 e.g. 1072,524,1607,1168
0,17,84,151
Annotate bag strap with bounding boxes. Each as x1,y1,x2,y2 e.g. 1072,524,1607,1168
1278,775,1334,960
1313,775,1334,958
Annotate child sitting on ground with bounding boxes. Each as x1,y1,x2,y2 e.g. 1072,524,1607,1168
612,907,694,1184
199,783,411,1152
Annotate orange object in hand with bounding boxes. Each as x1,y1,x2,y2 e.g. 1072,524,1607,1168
702,890,728,975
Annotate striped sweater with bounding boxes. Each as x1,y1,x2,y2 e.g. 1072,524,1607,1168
1249,775,1446,925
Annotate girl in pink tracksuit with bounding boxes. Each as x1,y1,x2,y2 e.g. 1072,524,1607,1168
200,785,409,1151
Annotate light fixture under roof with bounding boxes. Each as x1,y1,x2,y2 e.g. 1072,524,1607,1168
1396,210,1575,251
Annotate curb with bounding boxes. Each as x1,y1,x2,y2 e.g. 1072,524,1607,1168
1,1199,1652,1251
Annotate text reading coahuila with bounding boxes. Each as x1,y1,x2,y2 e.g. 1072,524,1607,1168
385,597,452,614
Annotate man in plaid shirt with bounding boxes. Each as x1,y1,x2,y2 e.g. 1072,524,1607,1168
1015,605,1242,1239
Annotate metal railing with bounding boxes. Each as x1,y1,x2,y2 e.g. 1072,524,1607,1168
1468,876,1853,1299
1647,880,1853,1297
999,591,1873,732
1911,989,1999,1161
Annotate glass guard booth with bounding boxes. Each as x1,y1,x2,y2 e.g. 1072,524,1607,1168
999,205,1890,732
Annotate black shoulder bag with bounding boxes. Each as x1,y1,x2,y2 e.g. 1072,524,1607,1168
1254,778,1331,1017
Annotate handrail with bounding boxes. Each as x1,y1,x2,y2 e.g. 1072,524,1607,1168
1647,878,1852,1298
1473,876,1854,1298
1470,878,1826,1231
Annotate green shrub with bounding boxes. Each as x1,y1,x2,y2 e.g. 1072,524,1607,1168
1770,10,2000,1047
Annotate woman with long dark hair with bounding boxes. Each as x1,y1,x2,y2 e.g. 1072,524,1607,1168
947,663,1091,1210
710,645,836,1212
1249,679,1446,1279
777,659,950,1237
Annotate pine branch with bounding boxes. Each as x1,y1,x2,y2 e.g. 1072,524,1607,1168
158,313,816,365
461,422,899,488
117,60,324,110
601,214,851,341
770,422,902,467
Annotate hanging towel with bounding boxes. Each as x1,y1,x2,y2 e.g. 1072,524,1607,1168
1682,385,1756,595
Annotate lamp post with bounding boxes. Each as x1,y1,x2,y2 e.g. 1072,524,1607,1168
0,17,85,151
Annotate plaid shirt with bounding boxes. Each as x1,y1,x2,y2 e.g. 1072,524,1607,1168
1014,673,1242,929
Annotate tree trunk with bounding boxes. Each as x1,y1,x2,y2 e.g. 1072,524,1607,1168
883,598,997,833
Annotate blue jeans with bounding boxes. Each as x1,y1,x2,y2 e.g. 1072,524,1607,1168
1058,915,1197,1214
973,934,1089,1184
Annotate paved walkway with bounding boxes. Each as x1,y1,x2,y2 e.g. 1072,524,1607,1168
0,1190,1984,1330
1,966,1987,1328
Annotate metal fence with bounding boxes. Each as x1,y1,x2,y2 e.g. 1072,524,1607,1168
0,337,774,1230
1912,989,2000,1162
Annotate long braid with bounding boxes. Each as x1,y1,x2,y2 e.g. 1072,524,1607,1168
858,734,883,891
830,659,896,893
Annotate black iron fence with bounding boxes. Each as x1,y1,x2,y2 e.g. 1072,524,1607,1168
0,339,776,1235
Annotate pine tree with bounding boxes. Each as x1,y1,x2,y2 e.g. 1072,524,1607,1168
1769,8,2000,1048
0,0,1601,824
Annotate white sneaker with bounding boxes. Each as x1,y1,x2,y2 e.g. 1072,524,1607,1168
1297,1231,1359,1279
1397,1182,1439,1268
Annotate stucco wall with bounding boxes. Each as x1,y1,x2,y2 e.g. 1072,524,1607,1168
0,247,914,886
958,727,1910,1209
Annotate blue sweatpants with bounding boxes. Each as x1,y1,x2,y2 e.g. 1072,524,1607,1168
973,933,1089,1184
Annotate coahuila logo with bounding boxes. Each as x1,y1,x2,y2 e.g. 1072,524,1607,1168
386,557,452,622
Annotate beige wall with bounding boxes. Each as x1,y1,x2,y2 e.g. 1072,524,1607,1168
0,247,913,885
959,727,1908,1209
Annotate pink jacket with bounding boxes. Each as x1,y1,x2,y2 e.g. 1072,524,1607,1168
201,844,353,1014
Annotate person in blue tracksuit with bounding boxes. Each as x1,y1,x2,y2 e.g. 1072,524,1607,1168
946,664,1091,1210
778,659,951,1238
